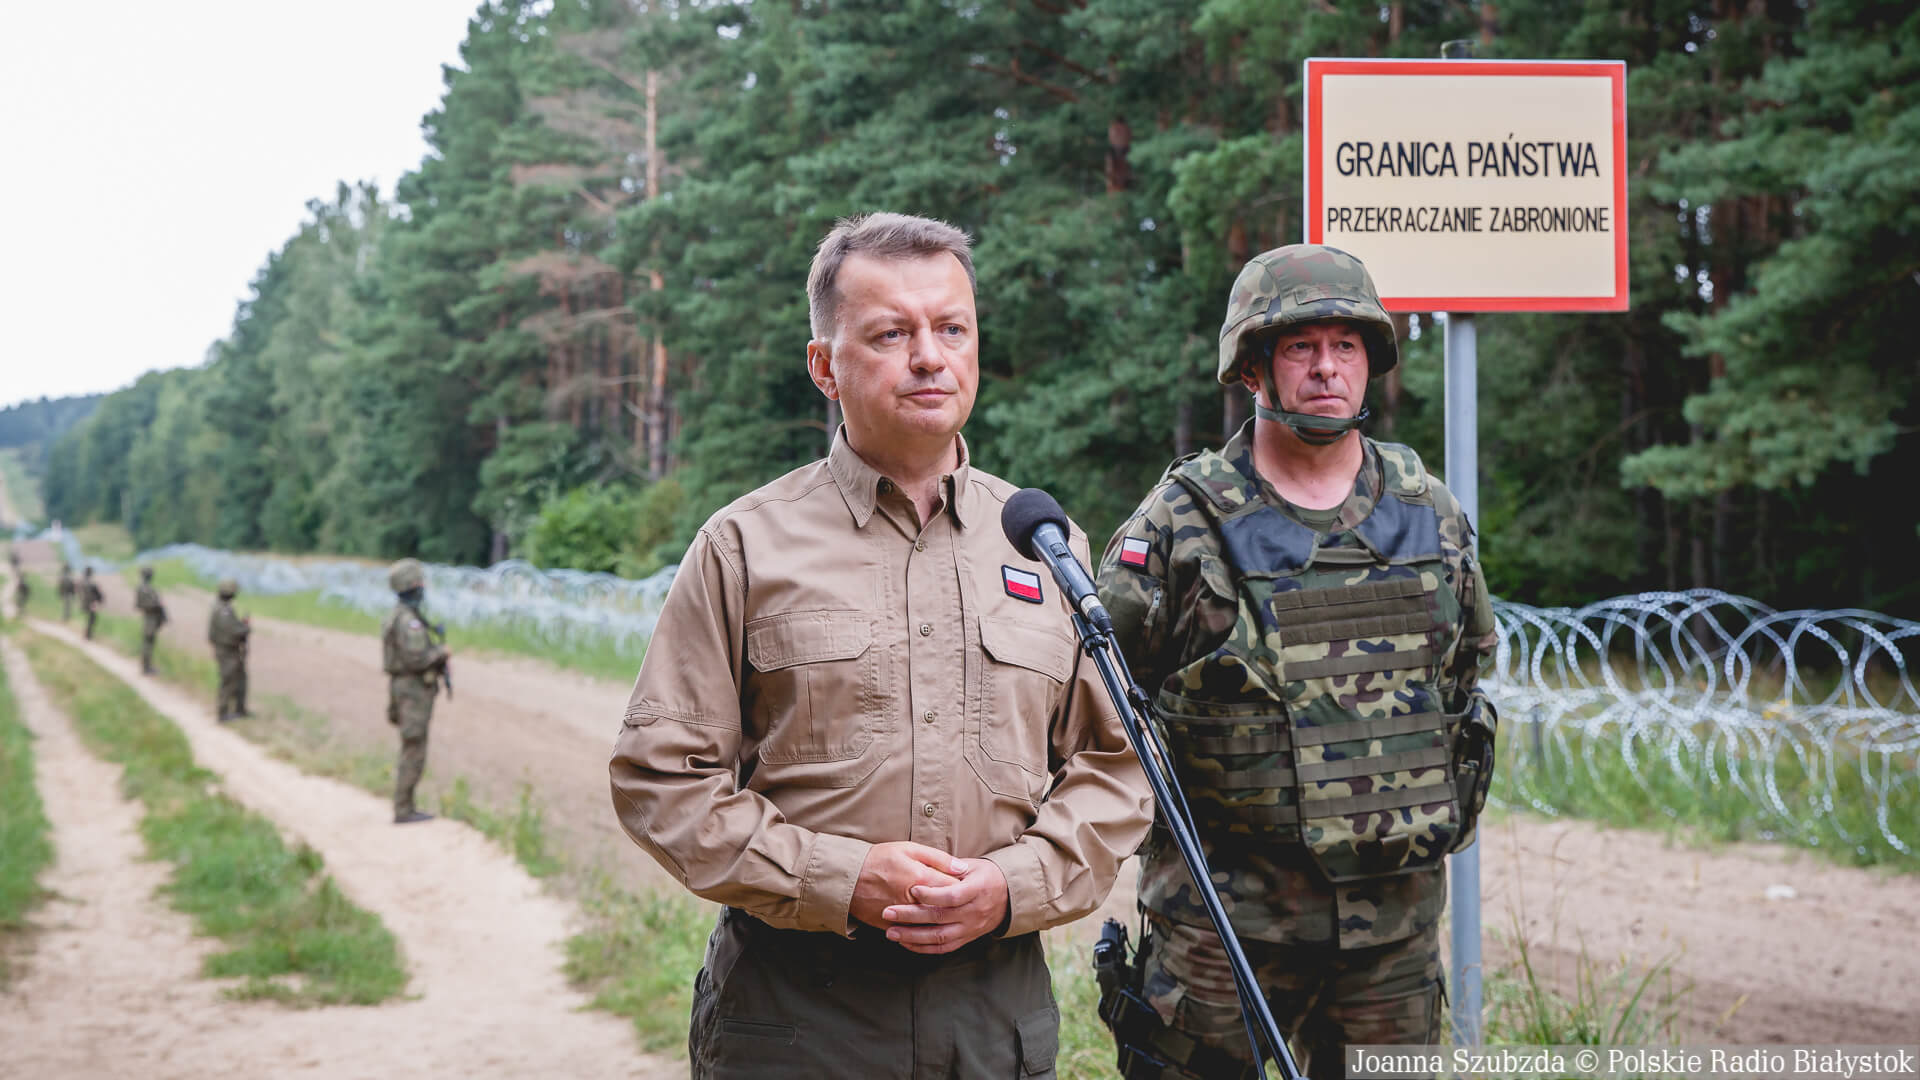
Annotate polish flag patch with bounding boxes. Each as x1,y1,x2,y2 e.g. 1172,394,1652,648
1002,565,1044,604
1119,537,1151,568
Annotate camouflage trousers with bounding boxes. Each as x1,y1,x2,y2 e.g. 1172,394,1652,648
61,595,71,620
1120,911,1441,1080
215,651,248,719
83,608,97,639
390,677,436,817
141,617,163,673
691,907,1058,1079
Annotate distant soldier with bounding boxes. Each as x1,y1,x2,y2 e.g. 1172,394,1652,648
208,579,251,722
9,566,25,619
79,566,103,640
134,566,169,675
382,559,449,825
57,563,75,620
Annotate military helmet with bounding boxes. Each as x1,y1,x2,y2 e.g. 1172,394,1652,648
388,558,426,594
1216,244,1398,385
217,578,239,598
140,566,154,581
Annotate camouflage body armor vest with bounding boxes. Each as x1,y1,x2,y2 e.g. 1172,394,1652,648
1154,442,1468,881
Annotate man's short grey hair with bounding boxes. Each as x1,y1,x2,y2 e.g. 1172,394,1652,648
806,212,976,340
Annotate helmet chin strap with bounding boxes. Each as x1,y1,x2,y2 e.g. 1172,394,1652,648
1254,366,1367,446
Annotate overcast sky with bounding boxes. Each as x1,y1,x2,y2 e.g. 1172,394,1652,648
0,0,482,410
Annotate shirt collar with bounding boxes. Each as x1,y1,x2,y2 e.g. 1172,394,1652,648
1224,419,1381,528
827,426,976,529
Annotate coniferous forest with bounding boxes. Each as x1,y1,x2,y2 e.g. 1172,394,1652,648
33,0,1920,615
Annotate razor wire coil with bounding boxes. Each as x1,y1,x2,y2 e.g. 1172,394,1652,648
59,531,1920,862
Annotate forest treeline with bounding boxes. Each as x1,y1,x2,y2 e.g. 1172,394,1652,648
0,396,99,461
36,0,1920,614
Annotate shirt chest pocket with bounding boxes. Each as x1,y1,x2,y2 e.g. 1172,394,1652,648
745,610,890,772
968,615,1074,802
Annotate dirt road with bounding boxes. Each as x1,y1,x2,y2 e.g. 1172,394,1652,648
2,623,671,1079
12,538,1920,1045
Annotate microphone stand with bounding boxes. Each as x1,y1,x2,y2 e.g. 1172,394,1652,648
1069,611,1306,1080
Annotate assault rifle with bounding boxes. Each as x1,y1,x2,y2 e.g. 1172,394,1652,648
407,602,454,699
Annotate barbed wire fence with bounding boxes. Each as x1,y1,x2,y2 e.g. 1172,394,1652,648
33,529,1920,863
63,539,678,653
1486,590,1917,861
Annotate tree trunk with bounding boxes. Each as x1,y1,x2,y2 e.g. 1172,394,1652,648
1174,395,1193,458
491,414,509,563
1105,116,1132,194
644,69,671,481
1223,386,1247,442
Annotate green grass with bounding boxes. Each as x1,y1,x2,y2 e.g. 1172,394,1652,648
146,558,645,683
0,636,54,986
0,449,44,525
1494,717,1919,872
1048,939,1111,1079
67,522,136,562
563,874,716,1053
438,777,564,880
1481,918,1688,1046
20,631,407,1005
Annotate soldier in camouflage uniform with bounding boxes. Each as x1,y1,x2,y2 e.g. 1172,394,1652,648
58,562,75,620
79,566,103,640
208,579,251,721
1094,245,1499,1080
382,558,449,825
9,562,25,619
134,566,168,674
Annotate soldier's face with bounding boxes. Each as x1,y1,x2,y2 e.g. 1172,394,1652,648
1244,320,1368,424
807,252,978,456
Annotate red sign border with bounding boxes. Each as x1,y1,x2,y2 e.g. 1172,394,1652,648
1304,57,1629,313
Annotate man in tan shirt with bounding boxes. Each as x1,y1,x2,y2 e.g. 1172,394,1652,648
610,212,1153,1078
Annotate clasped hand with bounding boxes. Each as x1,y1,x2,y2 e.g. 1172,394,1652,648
850,841,1008,955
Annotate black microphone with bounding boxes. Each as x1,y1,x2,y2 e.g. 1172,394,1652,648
1001,488,1115,636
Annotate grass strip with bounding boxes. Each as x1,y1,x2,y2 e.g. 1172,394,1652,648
562,874,715,1054
20,631,407,1006
145,559,644,683
0,636,54,986
439,777,564,880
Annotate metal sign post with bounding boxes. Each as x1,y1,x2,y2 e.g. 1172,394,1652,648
1442,309,1481,1046
1302,50,1629,1051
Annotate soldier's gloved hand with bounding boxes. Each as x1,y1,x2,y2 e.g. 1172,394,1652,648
881,857,1010,955
851,842,961,932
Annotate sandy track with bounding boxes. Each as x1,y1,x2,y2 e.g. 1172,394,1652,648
0,637,226,1078
42,546,671,898
1477,814,1920,1042
14,540,1920,1044
6,619,670,1079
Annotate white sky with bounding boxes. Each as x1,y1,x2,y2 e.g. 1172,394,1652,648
0,0,482,409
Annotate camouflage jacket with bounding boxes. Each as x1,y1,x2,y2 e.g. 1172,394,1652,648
381,602,446,683
1096,422,1497,949
136,583,167,625
208,600,249,652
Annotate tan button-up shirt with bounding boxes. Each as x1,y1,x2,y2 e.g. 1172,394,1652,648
611,431,1152,939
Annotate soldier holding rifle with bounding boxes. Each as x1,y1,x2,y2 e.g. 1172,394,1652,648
384,558,450,825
